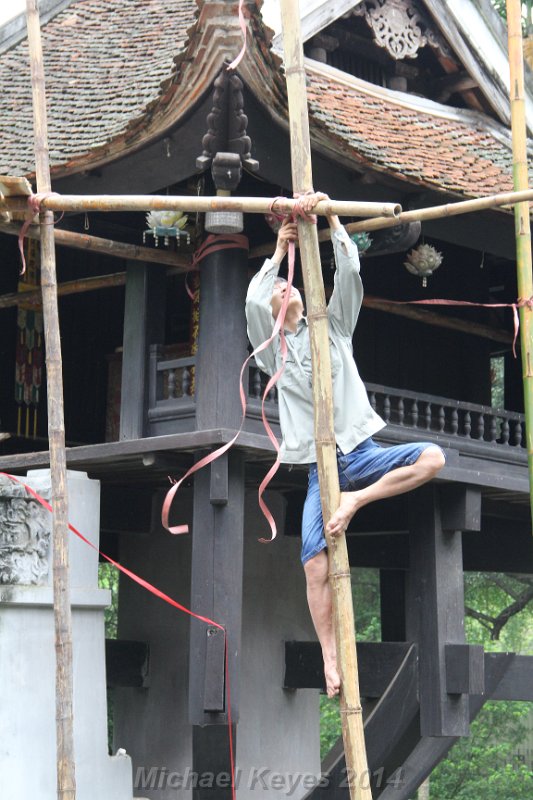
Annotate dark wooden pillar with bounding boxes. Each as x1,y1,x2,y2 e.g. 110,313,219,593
405,485,469,737
189,242,248,795
120,261,166,439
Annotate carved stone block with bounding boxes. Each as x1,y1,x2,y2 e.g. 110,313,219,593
0,477,52,585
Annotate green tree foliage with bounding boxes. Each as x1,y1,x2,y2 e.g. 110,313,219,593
491,0,533,35
320,570,533,794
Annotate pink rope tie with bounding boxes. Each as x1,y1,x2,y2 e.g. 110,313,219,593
18,192,62,275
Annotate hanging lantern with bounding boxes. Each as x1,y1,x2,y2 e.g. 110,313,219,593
404,243,443,287
350,231,373,254
143,210,191,247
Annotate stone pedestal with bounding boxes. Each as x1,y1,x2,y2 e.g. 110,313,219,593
0,469,133,800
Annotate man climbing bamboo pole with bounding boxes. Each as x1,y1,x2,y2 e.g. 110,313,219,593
246,2,444,798
506,0,533,529
26,2,76,798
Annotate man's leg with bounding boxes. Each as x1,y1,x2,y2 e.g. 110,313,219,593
301,466,342,698
303,551,341,698
327,445,445,536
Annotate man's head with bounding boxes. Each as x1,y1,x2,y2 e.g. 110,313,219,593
270,277,304,321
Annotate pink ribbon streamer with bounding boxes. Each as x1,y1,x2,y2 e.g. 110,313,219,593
162,199,316,542
226,0,248,71
381,296,533,358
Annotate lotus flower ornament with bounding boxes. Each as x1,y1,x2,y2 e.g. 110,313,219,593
404,243,443,287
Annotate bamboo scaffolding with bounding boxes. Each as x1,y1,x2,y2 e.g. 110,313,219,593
506,0,533,528
26,2,76,799
343,188,533,236
279,2,371,798
0,222,191,268
0,193,401,218
244,188,533,260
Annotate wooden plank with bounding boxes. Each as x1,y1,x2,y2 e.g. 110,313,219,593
406,486,469,737
440,485,482,532
445,644,485,695
203,627,226,711
192,725,236,800
488,653,533,701
189,452,245,725
0,175,32,196
283,641,411,697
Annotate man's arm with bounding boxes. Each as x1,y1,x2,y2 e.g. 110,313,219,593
298,191,363,338
245,218,297,375
327,223,363,338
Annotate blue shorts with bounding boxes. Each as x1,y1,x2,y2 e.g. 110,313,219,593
300,437,445,565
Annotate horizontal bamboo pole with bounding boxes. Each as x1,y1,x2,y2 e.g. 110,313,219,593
0,194,401,218
0,222,191,269
344,188,533,235
247,188,533,261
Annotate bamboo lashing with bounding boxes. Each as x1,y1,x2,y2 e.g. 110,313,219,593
25,2,76,799
506,0,533,529
279,2,371,798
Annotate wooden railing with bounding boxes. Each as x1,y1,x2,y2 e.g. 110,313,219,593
147,351,526,460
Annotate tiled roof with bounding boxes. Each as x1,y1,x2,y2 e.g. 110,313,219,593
306,65,514,199
0,0,517,203
0,0,198,176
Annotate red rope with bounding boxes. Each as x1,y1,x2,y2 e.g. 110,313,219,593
0,471,236,799
378,295,533,357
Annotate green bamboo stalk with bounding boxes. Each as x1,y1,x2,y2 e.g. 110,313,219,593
506,0,533,530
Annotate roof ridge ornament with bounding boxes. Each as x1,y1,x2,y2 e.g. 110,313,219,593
354,0,451,61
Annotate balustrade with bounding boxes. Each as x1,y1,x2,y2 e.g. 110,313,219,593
148,352,526,453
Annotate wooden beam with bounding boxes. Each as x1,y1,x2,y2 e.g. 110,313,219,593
406,486,469,737
119,262,166,440
0,222,191,268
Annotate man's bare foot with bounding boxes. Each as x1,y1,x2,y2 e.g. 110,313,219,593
324,660,341,698
326,491,361,536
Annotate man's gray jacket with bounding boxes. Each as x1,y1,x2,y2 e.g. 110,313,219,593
245,225,385,464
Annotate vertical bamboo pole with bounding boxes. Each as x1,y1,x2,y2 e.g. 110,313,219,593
26,2,76,798
506,0,533,529
278,2,372,797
